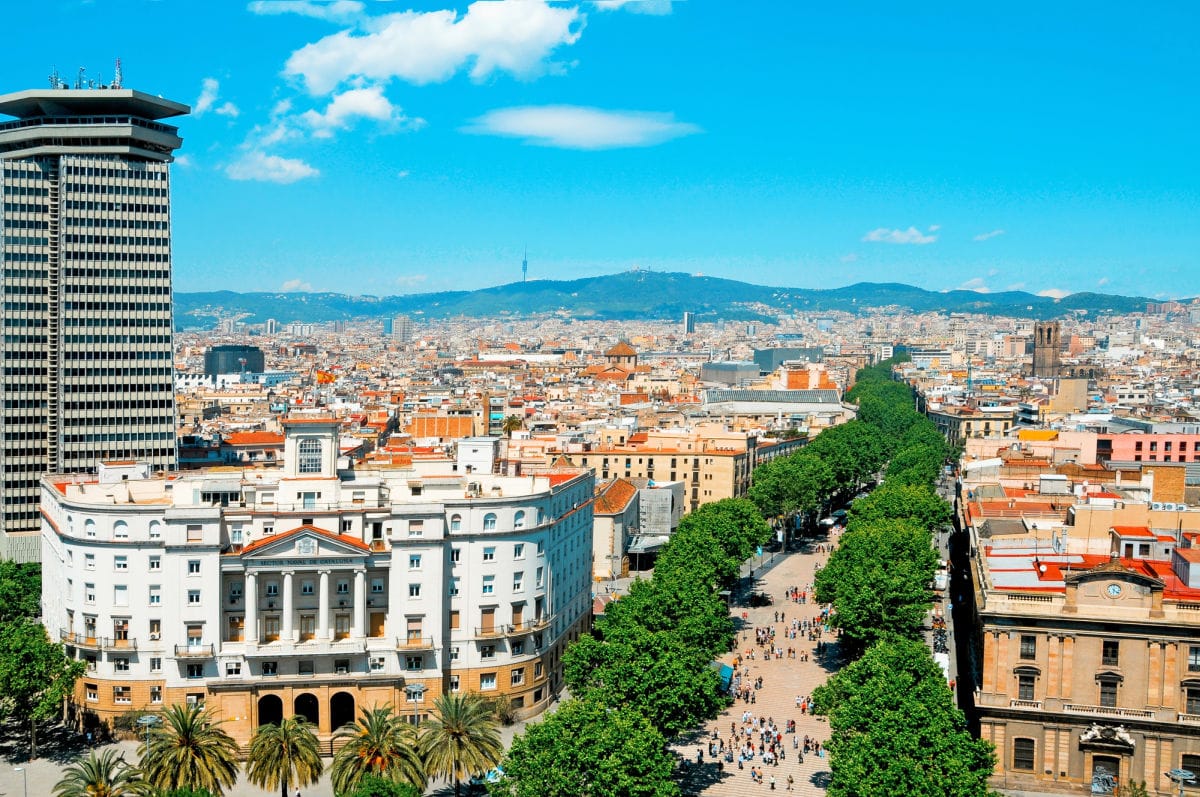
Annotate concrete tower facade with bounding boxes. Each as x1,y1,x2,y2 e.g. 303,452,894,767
0,87,187,559
1032,321,1062,378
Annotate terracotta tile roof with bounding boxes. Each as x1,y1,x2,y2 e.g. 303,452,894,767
594,478,638,515
225,431,285,446
605,341,637,357
235,524,370,555
1110,525,1154,538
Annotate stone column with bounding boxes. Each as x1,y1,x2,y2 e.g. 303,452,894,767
245,572,258,643
318,571,331,640
353,569,366,638
282,571,294,641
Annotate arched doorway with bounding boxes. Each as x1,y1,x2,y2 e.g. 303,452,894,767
330,692,355,732
294,693,319,726
257,694,283,727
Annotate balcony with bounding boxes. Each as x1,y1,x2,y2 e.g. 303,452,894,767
1179,713,1200,725
474,626,506,640
242,637,367,657
1063,703,1155,720
61,631,137,651
1009,699,1042,710
396,636,435,650
174,644,215,657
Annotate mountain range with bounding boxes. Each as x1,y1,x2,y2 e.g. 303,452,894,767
174,270,1163,328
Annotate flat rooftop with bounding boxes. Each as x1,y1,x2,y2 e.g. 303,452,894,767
0,89,188,121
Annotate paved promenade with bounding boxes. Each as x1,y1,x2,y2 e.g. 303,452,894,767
671,538,842,796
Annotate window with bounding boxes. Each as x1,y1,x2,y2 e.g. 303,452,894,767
513,572,524,592
449,578,460,597
114,585,128,606
406,655,423,671
451,548,462,565
514,543,524,559
449,674,460,692
262,661,278,676
342,519,353,533
149,586,161,605
114,555,128,571
113,686,132,704
225,662,242,676
536,567,544,589
299,438,322,474
511,668,525,686
186,664,204,679
537,541,545,556
1102,640,1119,666
1187,688,1200,715
188,590,201,605
266,582,279,597
149,657,162,672
409,583,421,598
1099,679,1118,708
482,575,495,595
409,520,423,537
512,640,525,656
187,525,203,542
1017,673,1036,701
514,511,526,529
301,580,314,595
1190,646,1200,672
298,661,314,676
450,612,460,630
483,513,497,530
149,521,162,540
370,657,385,672
149,685,162,704
480,673,497,690
371,578,385,594
149,556,161,571
186,693,205,707
483,547,496,562
335,659,350,674
85,519,96,538
1012,738,1035,771
114,657,129,672
1019,635,1036,660
535,661,544,678
187,560,200,575
450,645,460,662
264,525,274,536
85,683,98,702
450,514,462,532
409,554,422,570
84,553,95,570
481,644,496,659
1182,756,1200,787
336,580,350,595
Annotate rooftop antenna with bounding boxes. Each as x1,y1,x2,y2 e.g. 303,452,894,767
48,67,59,89
522,246,528,283
112,57,123,89
75,67,86,90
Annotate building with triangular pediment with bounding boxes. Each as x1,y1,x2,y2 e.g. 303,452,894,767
40,413,594,743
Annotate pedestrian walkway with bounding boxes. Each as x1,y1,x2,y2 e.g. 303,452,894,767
671,537,842,796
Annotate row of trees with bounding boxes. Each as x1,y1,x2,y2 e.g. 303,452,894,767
493,499,773,797
53,694,502,797
811,359,995,796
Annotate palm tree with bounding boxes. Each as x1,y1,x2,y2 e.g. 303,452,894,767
139,703,240,797
53,748,146,797
501,415,523,438
247,715,323,797
331,705,425,796
418,692,503,797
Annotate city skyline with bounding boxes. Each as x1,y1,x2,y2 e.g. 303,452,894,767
5,1,1197,299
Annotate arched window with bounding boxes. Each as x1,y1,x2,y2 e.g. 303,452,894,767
514,510,526,529
113,521,129,539
483,513,497,531
299,439,322,474
84,519,97,538
450,514,462,532
148,520,162,540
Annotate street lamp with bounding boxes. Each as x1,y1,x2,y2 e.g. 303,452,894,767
1168,769,1195,797
137,714,160,748
13,766,26,797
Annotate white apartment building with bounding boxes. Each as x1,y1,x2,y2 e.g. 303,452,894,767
41,416,594,743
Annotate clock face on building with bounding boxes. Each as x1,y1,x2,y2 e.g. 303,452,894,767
1106,583,1123,598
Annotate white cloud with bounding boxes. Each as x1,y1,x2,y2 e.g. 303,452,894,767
396,274,428,290
248,0,363,22
396,170,410,179
1037,288,1071,299
957,277,991,293
194,78,240,119
284,1,583,94
226,151,320,184
928,224,941,232
973,229,1005,242
173,154,194,168
1097,276,1110,287
862,226,937,245
281,278,314,292
464,105,700,149
300,86,419,138
592,0,673,14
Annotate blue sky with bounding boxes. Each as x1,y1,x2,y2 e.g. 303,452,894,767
5,1,1198,299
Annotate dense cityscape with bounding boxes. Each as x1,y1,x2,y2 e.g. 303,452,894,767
3,4,1200,796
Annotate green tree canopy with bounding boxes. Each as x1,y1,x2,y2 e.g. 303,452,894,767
0,617,86,757
331,705,426,796
492,696,678,797
814,638,994,797
814,519,938,655
53,748,146,797
563,625,725,738
885,443,946,487
345,775,423,797
418,692,503,797
803,421,888,494
599,576,733,658
139,704,241,797
246,715,323,797
748,451,835,521
847,482,952,531
0,560,41,622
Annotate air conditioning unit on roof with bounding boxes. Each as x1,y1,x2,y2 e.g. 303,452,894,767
1151,502,1164,511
